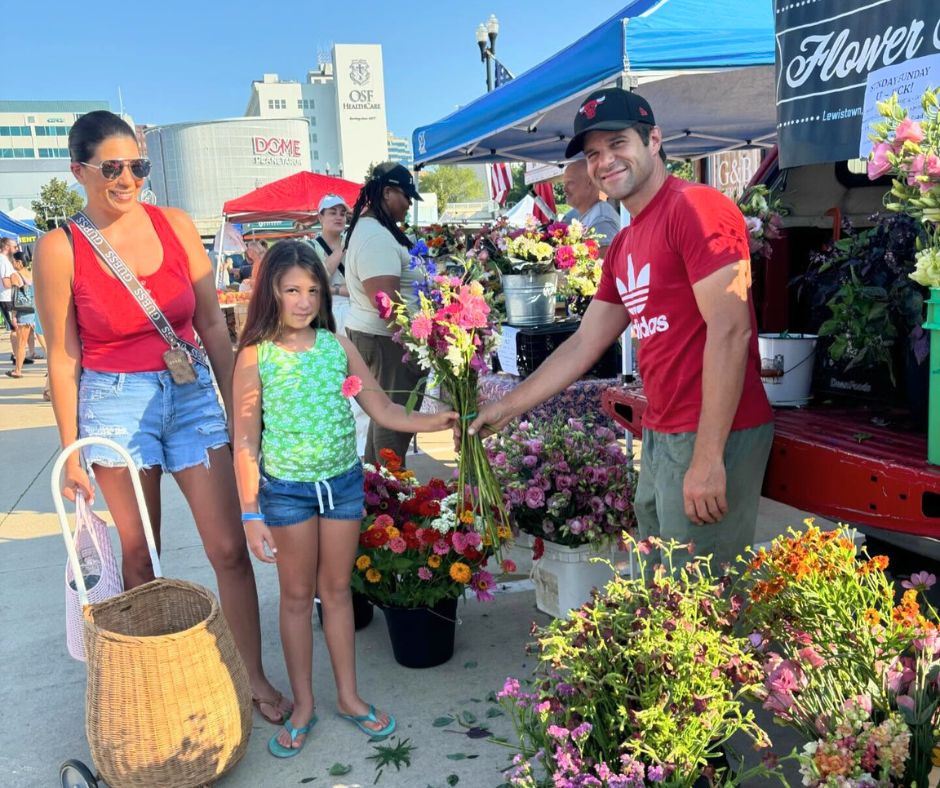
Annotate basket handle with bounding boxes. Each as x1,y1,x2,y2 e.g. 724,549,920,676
51,437,163,607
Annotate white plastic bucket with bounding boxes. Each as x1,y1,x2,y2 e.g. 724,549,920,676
758,333,817,406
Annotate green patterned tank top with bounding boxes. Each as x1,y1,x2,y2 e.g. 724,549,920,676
258,330,359,482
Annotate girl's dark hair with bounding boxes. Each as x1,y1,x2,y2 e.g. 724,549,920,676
237,241,335,353
68,110,137,163
344,170,411,251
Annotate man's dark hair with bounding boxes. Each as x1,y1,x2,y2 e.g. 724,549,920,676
634,124,668,163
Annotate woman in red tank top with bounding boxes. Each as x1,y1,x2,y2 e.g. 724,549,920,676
34,111,292,726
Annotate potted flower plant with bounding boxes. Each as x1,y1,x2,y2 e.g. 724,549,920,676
350,450,515,668
738,523,940,786
486,414,637,617
498,538,784,787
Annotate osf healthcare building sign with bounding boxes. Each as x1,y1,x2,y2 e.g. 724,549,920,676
775,0,940,168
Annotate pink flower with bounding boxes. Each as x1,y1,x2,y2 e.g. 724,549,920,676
433,540,451,555
902,570,937,591
471,569,495,601
341,375,362,398
464,531,482,548
451,532,468,552
411,314,433,339
501,559,517,573
554,245,576,270
905,153,926,187
867,141,893,180
895,117,925,144
926,153,940,178
375,291,394,320
417,566,432,581
798,646,826,669
388,537,407,554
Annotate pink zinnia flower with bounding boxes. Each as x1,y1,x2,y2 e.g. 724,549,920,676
417,567,432,581
375,291,394,320
411,314,433,339
433,539,451,555
471,569,495,601
388,537,407,554
341,375,362,398
895,117,925,144
451,532,468,552
501,559,517,573
554,245,577,270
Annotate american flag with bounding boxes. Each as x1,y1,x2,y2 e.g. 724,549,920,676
489,162,513,206
532,181,557,224
494,58,515,88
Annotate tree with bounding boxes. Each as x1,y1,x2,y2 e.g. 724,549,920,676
417,166,484,216
32,178,84,230
503,164,529,207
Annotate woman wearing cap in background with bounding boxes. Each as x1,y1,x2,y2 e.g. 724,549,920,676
311,194,369,455
311,194,351,334
343,162,424,467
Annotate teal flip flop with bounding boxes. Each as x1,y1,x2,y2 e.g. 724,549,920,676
337,704,396,739
268,715,318,758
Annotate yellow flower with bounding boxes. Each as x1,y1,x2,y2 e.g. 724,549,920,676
427,554,442,568
355,555,371,571
449,562,471,584
482,533,493,547
365,568,382,583
497,525,511,540
459,510,475,524
385,526,400,540
863,608,880,627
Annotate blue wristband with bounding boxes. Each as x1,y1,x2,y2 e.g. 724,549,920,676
241,512,265,522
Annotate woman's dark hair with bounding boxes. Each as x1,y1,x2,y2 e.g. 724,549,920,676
237,241,335,353
344,168,411,250
68,110,137,163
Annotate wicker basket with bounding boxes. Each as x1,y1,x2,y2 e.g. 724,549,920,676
83,578,252,788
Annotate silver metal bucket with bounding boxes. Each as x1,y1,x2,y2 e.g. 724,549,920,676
502,271,558,326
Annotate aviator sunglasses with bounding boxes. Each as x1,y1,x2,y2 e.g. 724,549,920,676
81,158,152,180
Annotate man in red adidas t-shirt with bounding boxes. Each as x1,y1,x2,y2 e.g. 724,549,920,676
469,87,773,574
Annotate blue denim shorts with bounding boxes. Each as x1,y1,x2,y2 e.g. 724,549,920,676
259,461,365,526
78,365,229,473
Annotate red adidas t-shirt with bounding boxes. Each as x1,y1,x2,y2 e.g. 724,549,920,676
595,176,772,434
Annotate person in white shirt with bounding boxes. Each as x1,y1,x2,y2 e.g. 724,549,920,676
344,163,424,466
0,237,20,362
561,160,621,255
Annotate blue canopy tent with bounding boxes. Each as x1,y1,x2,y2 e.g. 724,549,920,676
413,0,776,166
0,211,40,244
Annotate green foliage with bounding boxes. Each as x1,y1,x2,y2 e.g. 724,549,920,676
366,737,415,783
418,166,484,216
31,178,84,229
667,160,695,182
818,268,898,384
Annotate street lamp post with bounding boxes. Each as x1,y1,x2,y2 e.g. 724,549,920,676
475,14,499,93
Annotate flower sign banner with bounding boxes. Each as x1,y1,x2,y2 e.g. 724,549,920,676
775,0,940,168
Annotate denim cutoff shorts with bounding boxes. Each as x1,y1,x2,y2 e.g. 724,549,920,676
78,364,229,473
259,461,365,526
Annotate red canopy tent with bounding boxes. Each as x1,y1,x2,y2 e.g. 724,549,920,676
222,171,362,225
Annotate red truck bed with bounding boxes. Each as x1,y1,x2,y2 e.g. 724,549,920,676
601,386,940,538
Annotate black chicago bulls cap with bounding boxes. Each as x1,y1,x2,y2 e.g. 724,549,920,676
565,88,656,159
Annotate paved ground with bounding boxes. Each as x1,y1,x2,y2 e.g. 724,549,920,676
0,340,829,787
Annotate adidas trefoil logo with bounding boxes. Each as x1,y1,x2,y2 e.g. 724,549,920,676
615,254,669,339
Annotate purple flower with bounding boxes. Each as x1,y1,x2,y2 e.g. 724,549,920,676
902,571,936,591
522,455,539,468
417,567,432,580
547,724,569,740
524,486,545,509
648,765,665,782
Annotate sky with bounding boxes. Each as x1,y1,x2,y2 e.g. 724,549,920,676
4,0,627,142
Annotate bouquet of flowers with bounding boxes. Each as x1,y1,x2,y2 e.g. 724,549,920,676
351,451,515,608
736,185,786,265
504,217,557,273
380,264,509,556
867,87,940,287
486,414,636,550
498,538,781,787
418,223,468,259
738,523,940,786
546,219,603,299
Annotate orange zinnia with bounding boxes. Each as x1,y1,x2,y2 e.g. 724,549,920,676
449,562,471,584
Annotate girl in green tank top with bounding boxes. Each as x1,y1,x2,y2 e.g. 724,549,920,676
232,242,457,759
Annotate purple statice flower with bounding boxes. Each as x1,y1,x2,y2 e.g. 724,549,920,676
547,724,570,740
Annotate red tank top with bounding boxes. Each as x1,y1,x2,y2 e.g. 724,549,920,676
73,203,198,372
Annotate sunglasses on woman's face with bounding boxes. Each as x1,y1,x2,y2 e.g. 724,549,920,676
81,158,152,180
